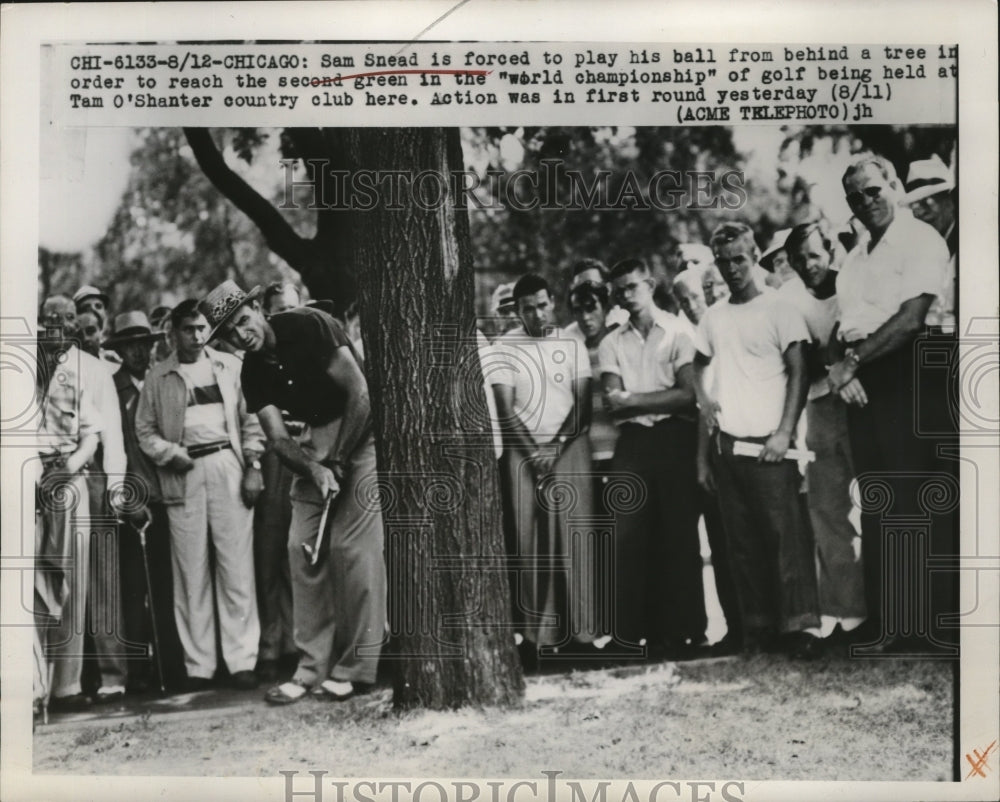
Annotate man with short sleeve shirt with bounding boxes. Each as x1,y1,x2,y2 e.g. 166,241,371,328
694,223,822,658
827,155,954,650
783,222,868,644
34,296,104,712
212,281,386,704
491,273,598,654
599,258,706,658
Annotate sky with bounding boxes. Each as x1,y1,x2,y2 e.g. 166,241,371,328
39,125,134,252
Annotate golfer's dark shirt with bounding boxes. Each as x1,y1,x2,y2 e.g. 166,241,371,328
242,307,357,426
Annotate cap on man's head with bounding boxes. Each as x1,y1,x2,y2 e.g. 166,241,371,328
678,243,714,269
200,280,263,341
72,284,110,309
490,282,516,314
672,266,707,297
759,228,793,271
903,154,955,205
149,306,172,327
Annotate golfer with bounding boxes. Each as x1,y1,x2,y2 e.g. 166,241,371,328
202,281,386,704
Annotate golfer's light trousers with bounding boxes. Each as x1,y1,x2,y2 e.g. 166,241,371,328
289,431,386,686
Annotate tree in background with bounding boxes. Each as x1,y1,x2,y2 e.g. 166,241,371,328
465,125,753,320
464,125,956,321
86,128,307,312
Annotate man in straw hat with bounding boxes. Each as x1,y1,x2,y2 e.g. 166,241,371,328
903,153,956,334
206,280,386,704
136,298,265,692
105,312,185,691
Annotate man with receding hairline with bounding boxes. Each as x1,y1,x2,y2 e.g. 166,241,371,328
828,153,953,651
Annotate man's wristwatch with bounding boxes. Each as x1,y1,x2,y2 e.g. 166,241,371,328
843,347,861,368
249,459,262,470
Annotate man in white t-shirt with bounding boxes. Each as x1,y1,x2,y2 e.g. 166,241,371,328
693,222,822,658
783,221,868,648
491,274,597,659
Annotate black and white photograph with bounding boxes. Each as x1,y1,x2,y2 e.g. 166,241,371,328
1,3,997,802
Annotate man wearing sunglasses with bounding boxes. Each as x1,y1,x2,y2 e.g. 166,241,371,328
827,154,953,653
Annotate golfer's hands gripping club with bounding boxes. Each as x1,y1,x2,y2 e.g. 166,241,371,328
309,462,340,500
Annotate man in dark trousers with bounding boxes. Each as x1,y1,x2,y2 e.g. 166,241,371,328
828,154,955,653
106,311,186,691
599,258,707,659
206,280,386,704
693,223,822,659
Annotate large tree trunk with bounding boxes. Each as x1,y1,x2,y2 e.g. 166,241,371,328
342,127,523,709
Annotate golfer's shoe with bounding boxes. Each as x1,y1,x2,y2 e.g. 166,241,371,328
94,685,126,704
49,692,92,712
311,679,356,702
264,679,310,705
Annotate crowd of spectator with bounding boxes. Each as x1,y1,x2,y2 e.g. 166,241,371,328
32,151,959,719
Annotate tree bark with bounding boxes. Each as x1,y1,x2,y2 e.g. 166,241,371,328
344,127,523,709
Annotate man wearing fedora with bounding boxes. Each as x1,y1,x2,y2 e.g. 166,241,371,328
106,311,186,691
206,279,386,705
136,299,265,691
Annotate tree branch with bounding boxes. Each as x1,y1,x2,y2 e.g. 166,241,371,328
183,128,311,270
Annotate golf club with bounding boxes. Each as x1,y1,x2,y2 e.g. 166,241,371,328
302,491,334,566
135,515,166,695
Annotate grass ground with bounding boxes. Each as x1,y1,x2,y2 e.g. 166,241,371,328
33,653,954,780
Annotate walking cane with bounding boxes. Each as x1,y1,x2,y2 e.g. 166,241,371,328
135,516,166,695
302,491,334,566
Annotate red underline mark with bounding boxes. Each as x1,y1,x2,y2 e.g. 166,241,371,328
310,69,492,87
